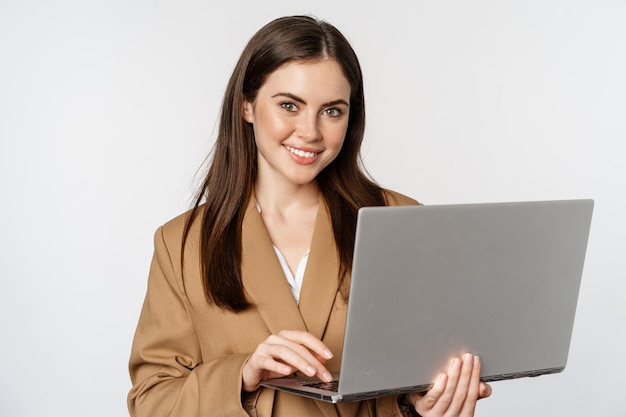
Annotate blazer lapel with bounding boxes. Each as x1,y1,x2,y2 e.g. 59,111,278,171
241,198,307,334
298,198,341,341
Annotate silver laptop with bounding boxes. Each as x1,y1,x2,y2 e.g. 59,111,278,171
260,199,594,403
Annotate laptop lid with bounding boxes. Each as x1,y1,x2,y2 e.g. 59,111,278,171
262,199,594,403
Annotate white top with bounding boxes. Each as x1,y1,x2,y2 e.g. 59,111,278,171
273,247,309,304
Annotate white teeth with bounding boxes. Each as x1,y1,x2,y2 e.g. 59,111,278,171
286,145,317,158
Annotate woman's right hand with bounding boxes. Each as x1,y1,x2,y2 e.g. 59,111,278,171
242,330,334,392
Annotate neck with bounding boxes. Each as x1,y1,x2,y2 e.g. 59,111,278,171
254,179,320,217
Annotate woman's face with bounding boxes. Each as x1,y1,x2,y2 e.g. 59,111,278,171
243,59,351,189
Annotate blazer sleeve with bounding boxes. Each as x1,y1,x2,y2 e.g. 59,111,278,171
127,226,250,417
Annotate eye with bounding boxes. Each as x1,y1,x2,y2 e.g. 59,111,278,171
281,102,298,112
324,108,343,117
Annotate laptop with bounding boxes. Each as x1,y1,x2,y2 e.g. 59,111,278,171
260,199,594,403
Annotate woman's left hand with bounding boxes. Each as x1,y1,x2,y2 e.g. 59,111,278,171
407,353,492,417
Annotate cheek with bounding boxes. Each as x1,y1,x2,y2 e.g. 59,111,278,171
255,111,294,138
325,124,349,150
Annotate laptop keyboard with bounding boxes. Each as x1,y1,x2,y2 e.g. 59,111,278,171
303,380,339,391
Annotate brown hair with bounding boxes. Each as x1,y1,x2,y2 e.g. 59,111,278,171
183,15,386,311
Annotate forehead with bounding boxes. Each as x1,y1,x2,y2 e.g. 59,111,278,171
259,59,351,101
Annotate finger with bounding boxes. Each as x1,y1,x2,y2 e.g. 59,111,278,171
250,350,297,376
459,356,481,417
278,330,334,361
311,350,330,365
426,356,463,414
479,382,492,399
447,353,476,415
410,372,448,413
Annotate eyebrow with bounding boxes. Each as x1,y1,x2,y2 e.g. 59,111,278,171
271,92,349,108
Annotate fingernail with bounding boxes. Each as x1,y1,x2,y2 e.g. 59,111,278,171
452,358,461,369
463,353,473,365
323,371,333,382
438,373,447,384
306,366,316,376
474,355,481,368
324,349,333,359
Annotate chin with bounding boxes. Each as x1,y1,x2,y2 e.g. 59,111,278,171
287,173,321,186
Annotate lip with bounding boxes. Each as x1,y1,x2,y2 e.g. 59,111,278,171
283,144,322,165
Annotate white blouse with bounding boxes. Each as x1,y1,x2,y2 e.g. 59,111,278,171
272,247,309,304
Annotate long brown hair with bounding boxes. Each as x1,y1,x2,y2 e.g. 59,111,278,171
183,15,386,311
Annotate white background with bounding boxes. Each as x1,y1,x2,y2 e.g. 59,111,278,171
1,1,624,416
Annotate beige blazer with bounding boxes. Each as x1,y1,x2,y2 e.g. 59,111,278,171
128,190,419,417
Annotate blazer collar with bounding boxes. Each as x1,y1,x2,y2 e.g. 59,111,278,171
298,198,341,340
240,195,340,340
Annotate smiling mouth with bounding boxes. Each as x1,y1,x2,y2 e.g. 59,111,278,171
284,145,320,159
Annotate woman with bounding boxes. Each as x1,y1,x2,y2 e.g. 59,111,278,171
128,15,491,417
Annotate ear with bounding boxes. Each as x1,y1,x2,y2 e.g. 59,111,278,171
242,98,254,123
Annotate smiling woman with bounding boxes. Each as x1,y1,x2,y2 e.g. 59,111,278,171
127,15,489,417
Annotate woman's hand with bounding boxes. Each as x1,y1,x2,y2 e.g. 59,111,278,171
407,353,492,417
242,330,334,392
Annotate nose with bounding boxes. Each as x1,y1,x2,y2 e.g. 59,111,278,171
296,112,321,142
